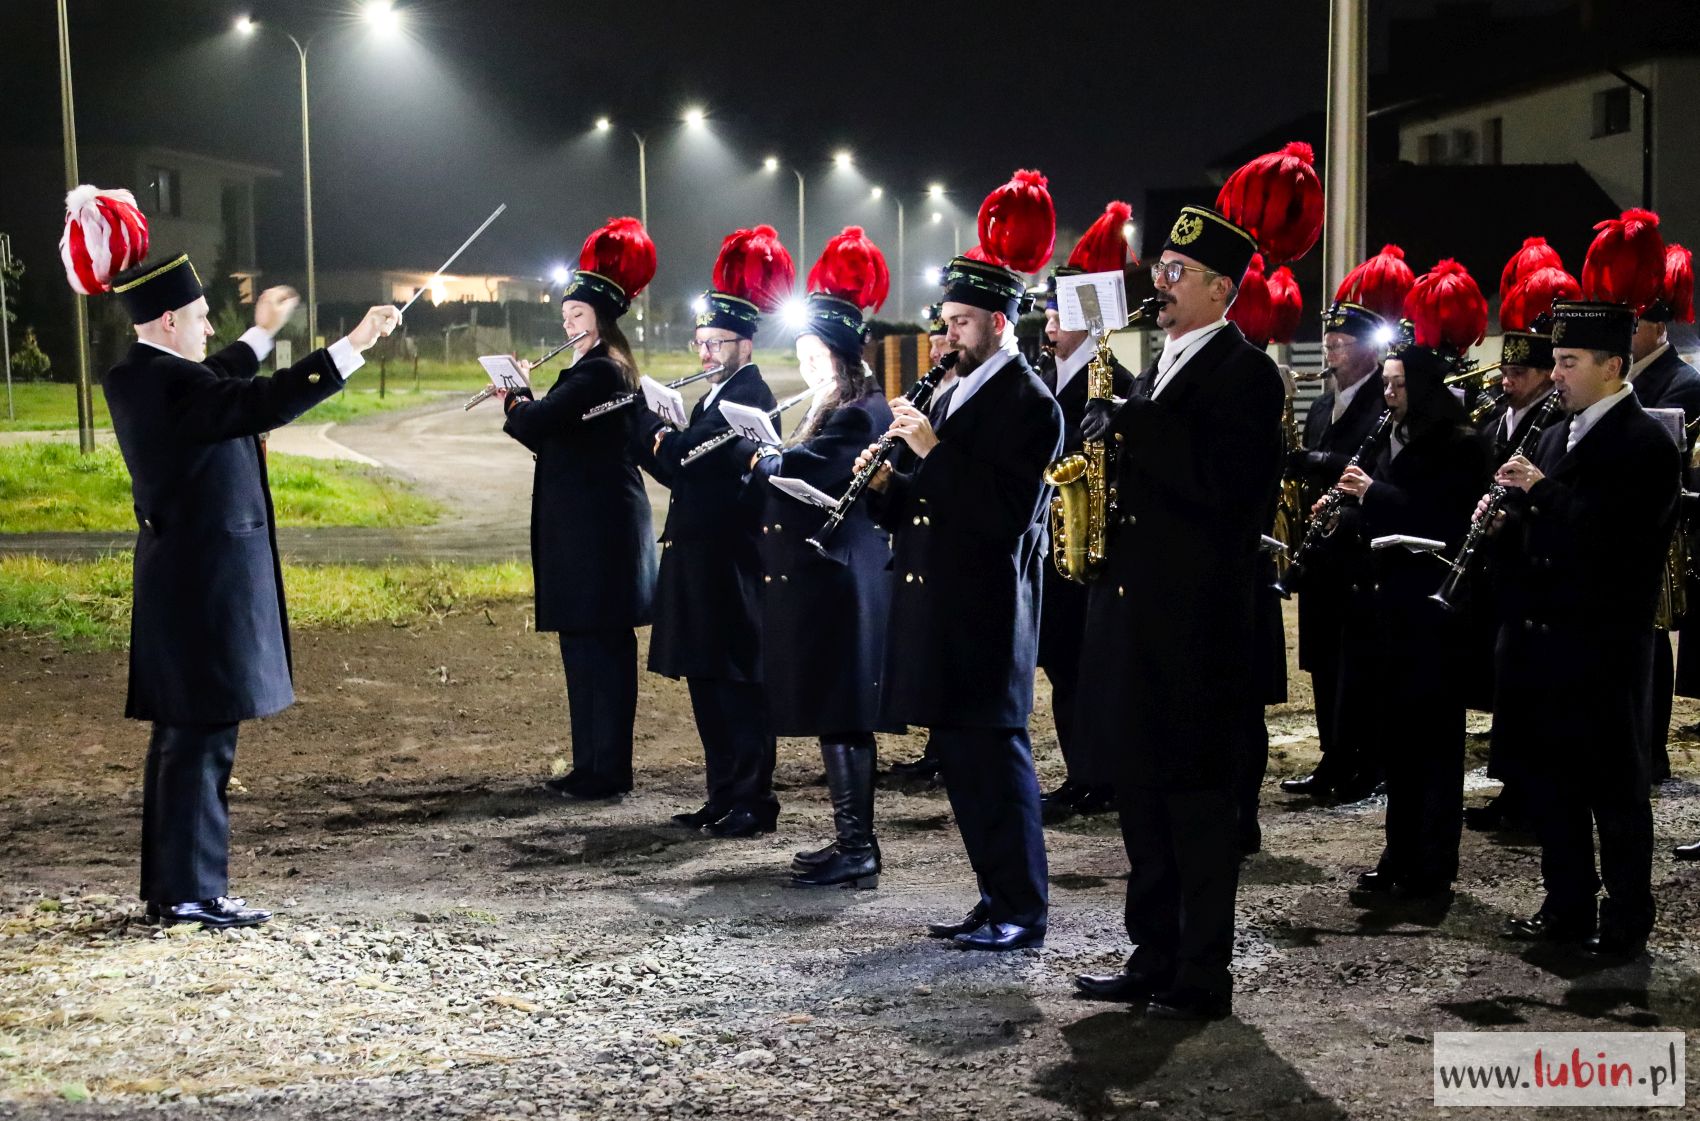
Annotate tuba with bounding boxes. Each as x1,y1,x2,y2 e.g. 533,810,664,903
1043,293,1160,583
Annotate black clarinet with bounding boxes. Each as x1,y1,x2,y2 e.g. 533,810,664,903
1272,407,1395,599
1430,391,1564,610
805,352,959,556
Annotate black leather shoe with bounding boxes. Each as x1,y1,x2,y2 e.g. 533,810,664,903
706,806,779,838
888,755,941,780
156,897,271,929
544,770,587,796
927,903,988,938
671,803,727,829
1674,840,1700,862
1352,870,1397,894
1074,970,1162,1003
790,843,879,889
1503,912,1594,944
1334,778,1386,804
1278,772,1332,797
1072,786,1116,815
1582,930,1648,961
953,921,1045,951
548,773,628,800
792,840,838,871
1145,988,1231,1021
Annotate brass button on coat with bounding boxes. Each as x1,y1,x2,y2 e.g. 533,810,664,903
307,372,321,384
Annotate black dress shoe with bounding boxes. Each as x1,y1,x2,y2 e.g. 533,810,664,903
1503,912,1594,944
671,803,727,829
927,903,988,938
792,840,837,871
1041,779,1082,807
548,773,629,800
790,843,880,889
953,921,1045,951
1074,970,1162,1003
1582,930,1648,961
544,770,587,797
1334,778,1386,804
1146,987,1231,1021
1674,840,1700,861
706,806,779,838
1072,786,1116,815
156,897,271,929
1352,869,1397,894
888,755,941,780
1278,772,1333,797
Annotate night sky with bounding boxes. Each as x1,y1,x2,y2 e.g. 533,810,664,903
1,0,1586,315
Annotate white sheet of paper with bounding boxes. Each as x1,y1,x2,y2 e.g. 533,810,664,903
641,375,688,429
767,474,837,509
718,400,781,445
1056,270,1128,332
1371,534,1447,553
1648,407,1685,449
477,354,529,391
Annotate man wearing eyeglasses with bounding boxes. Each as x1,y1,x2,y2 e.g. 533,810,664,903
636,284,779,838
1071,206,1285,1021
1279,302,1388,804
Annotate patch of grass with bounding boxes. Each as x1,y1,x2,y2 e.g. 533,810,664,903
0,444,440,533
0,383,113,432
0,554,533,647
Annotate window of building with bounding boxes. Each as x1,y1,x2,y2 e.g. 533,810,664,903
1450,128,1477,164
1417,131,1446,164
1483,117,1503,165
148,167,180,217
1593,87,1631,137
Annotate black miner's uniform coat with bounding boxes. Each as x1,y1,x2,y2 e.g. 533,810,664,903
103,339,345,722
641,364,776,683
502,342,656,633
1078,324,1286,791
746,393,898,737
873,354,1063,730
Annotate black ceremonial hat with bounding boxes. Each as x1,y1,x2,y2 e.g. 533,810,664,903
1161,206,1257,282
110,254,204,324
941,256,1029,319
1321,301,1386,343
1500,327,1555,369
695,291,763,339
1549,300,1635,357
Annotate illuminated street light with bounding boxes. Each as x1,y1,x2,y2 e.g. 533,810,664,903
927,183,945,200
870,185,883,200
594,116,611,132
682,106,707,127
763,155,779,172
833,150,853,170
550,265,570,285
362,0,401,34
234,15,255,34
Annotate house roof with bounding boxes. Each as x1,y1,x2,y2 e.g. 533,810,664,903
1370,50,1700,125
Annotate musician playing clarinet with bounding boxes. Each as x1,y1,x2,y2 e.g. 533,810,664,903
748,229,898,890
496,218,658,801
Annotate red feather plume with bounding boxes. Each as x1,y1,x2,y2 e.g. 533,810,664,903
1403,259,1488,352
1498,236,1563,306
1500,265,1580,333
976,169,1055,274
807,226,890,311
1267,265,1303,345
1334,244,1415,322
578,216,656,300
1581,207,1665,312
1662,244,1694,324
1226,254,1276,348
712,225,795,313
1067,201,1133,272
963,244,995,263
60,185,149,295
1214,141,1324,266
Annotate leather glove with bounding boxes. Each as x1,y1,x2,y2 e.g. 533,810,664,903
1080,397,1122,443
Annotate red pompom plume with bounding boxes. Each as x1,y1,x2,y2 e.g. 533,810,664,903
1662,244,1694,324
1067,200,1133,272
1403,259,1488,353
1267,265,1303,345
60,185,148,295
1500,266,1580,333
807,226,890,311
1215,141,1324,266
1335,244,1415,322
1226,254,1276,349
1582,208,1665,312
713,225,795,313
963,244,995,263
1499,236,1563,306
976,169,1055,274
578,216,656,300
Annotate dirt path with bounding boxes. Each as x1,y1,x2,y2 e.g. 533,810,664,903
3,606,1699,1119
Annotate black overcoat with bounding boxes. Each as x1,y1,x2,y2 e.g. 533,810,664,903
102,339,345,723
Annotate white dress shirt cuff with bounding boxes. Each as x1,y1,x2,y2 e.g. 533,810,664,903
328,338,365,379
239,326,275,362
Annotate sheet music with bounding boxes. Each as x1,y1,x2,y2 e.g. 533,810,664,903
641,375,688,429
1647,407,1685,449
767,475,837,508
1056,270,1128,333
477,354,530,392
718,400,781,445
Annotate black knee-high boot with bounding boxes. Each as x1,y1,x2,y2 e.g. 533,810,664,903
792,739,880,888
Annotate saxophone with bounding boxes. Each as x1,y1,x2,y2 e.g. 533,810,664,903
1268,369,1307,582
1042,295,1161,583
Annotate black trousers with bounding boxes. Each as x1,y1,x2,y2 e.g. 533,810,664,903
932,726,1048,927
1648,632,1673,783
558,629,639,787
1376,696,1465,887
1237,714,1269,853
1119,783,1240,999
686,677,777,813
1528,768,1655,939
1309,645,1352,782
141,721,240,904
1042,656,1087,785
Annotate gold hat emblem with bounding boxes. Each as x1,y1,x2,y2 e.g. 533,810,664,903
1170,211,1204,246
1551,321,1569,344
1503,335,1530,364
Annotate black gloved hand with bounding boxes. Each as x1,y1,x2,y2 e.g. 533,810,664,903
502,386,535,413
1080,397,1122,443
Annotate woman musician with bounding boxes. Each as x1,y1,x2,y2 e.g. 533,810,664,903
746,228,898,888
1328,310,1489,901
493,217,658,799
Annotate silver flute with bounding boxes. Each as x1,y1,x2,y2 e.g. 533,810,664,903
679,387,815,467
580,364,724,421
464,332,586,410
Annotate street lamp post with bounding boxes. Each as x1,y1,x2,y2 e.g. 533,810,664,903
764,157,805,269
57,0,94,452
